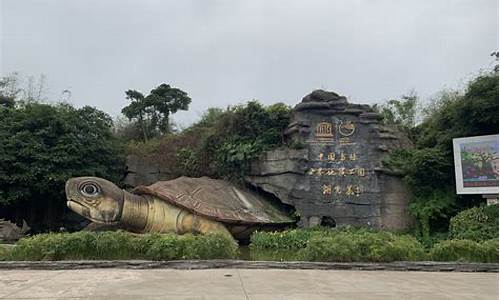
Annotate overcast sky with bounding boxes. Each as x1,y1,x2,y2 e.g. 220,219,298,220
1,0,498,127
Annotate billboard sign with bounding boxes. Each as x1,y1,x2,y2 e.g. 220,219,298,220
453,135,499,194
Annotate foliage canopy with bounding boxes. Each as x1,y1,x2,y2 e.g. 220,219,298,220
0,102,124,231
383,69,499,243
128,101,292,181
121,84,191,141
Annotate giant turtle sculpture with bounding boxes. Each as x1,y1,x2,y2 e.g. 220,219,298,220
65,176,294,241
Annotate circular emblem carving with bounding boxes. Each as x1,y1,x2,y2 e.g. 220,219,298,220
338,121,355,137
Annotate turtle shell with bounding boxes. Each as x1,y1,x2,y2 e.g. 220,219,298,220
133,177,294,224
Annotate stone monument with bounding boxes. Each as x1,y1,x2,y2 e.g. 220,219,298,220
247,90,413,230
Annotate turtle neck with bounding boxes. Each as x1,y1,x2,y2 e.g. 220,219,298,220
120,190,149,232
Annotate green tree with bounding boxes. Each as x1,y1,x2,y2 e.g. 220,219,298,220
128,101,292,181
384,69,499,243
0,95,15,109
418,73,499,152
146,84,191,134
374,91,418,137
121,84,191,141
0,102,124,231
203,101,292,178
121,90,149,141
195,108,225,128
0,73,21,108
0,73,47,105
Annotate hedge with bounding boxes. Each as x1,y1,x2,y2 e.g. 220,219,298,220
3,228,497,263
250,227,328,251
0,245,12,261
250,227,426,262
250,228,499,263
429,239,498,263
7,231,238,261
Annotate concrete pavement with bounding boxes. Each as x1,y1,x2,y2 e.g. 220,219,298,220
0,268,498,299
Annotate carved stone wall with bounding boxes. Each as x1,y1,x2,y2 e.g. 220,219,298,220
247,90,413,230
123,154,176,188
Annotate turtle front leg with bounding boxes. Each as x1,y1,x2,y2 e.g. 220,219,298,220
177,211,236,242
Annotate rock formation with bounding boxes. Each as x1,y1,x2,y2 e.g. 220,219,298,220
246,90,413,230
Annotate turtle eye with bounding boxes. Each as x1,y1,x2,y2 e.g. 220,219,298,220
80,183,100,197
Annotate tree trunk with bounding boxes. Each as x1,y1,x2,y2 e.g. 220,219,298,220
139,112,148,142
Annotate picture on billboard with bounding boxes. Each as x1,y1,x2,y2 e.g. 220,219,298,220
453,135,499,194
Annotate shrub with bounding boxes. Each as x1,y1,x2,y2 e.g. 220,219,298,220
9,231,136,260
0,244,13,261
481,239,499,263
185,233,238,259
250,227,426,262
143,233,238,260
301,231,425,262
449,205,499,242
303,235,358,262
8,231,237,261
377,235,428,261
93,231,139,259
126,138,162,156
250,227,328,251
429,239,498,263
409,189,457,246
142,234,188,260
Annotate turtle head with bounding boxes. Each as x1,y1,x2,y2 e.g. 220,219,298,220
65,177,124,224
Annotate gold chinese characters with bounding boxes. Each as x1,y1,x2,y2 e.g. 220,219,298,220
322,184,363,197
317,152,357,161
308,167,366,177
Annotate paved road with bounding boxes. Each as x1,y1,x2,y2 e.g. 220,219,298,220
0,269,497,299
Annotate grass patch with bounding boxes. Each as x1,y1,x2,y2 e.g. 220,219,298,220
7,231,237,261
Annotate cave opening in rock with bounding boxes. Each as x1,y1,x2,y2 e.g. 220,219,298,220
320,216,336,228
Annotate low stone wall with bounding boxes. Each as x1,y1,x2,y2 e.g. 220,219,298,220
0,260,497,272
